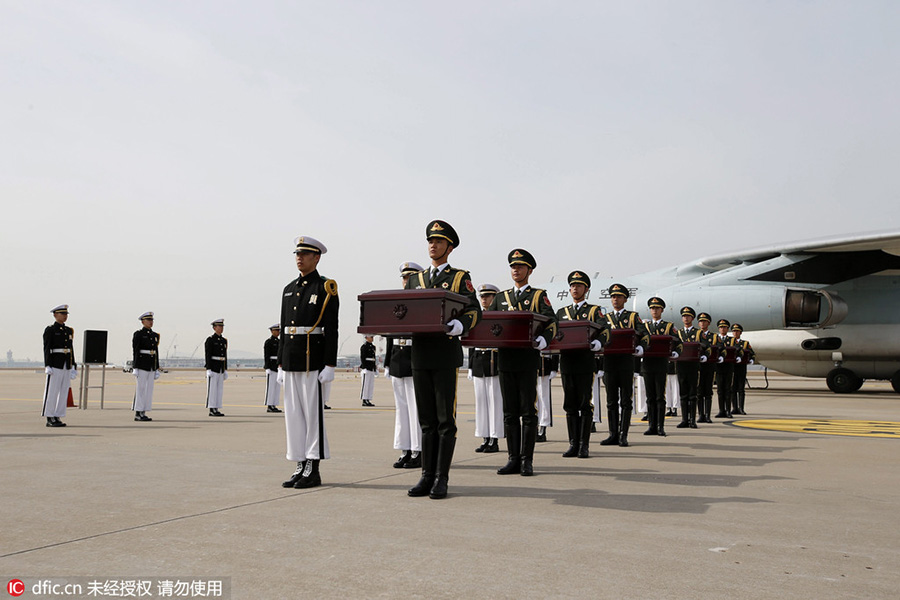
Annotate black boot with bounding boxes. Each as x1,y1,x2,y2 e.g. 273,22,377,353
578,413,592,458
429,436,456,499
497,422,522,474
521,425,537,476
475,437,490,453
715,392,729,418
408,432,438,497
294,459,321,488
736,390,747,415
393,450,411,468
618,412,631,447
644,403,658,435
599,408,620,445
676,401,691,428
656,404,667,436
282,460,306,487
562,414,580,458
689,399,699,428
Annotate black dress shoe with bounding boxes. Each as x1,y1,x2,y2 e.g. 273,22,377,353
475,438,489,453
429,477,448,499
497,459,521,475
209,410,225,417
324,404,331,409
590,423,597,433
282,462,306,488
393,451,411,469
641,414,649,421
46,418,65,427
562,444,579,458
404,453,422,469
483,439,499,453
362,400,374,407
536,432,547,443
294,472,321,489
267,406,283,413
408,476,435,497
520,459,534,476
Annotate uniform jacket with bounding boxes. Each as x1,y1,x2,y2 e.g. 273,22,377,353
489,285,559,372
642,319,682,375
384,338,413,378
556,302,606,374
468,347,499,378
205,333,228,373
132,327,160,371
43,322,75,369
735,338,754,363
279,269,339,372
604,309,650,369
263,336,279,371
360,341,377,371
405,265,481,370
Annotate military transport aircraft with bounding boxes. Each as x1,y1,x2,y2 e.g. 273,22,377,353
545,229,900,394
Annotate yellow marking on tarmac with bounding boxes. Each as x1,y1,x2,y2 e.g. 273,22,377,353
734,418,900,439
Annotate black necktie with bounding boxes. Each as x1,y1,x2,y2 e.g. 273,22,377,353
431,268,439,283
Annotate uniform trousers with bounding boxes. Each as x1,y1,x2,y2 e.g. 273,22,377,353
604,357,634,419
634,374,647,414
284,371,330,461
643,367,667,416
499,370,538,428
665,374,681,409
677,363,700,418
591,371,604,423
412,368,459,438
360,369,376,401
391,375,421,451
206,372,225,409
537,375,553,428
473,375,504,439
264,370,282,407
732,364,748,411
716,364,734,414
133,369,155,412
42,367,71,418
561,372,593,418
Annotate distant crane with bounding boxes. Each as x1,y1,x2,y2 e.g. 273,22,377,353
165,334,178,359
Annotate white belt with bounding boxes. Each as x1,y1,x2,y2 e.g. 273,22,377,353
139,350,156,355
269,355,278,359
475,347,495,352
211,356,226,361
395,339,411,346
284,326,323,335
51,348,71,354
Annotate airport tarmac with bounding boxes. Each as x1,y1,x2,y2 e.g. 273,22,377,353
1,368,898,599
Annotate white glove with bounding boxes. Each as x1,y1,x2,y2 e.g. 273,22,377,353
671,351,680,359
467,369,473,380
69,369,77,380
717,355,724,363
265,368,272,375
318,365,335,383
549,371,557,380
384,367,390,379
534,337,548,351
597,370,605,378
736,357,742,364
154,370,161,380
45,366,52,374
133,368,140,376
634,346,644,357
700,355,708,363
590,339,603,352
223,371,229,380
749,359,755,365
446,319,464,336
276,367,285,384
206,369,213,378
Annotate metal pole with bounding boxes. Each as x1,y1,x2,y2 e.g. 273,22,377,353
100,363,106,409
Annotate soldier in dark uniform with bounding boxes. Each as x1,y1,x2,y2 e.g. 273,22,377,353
278,235,339,490
601,284,649,447
205,319,228,416
263,324,282,413
555,271,606,458
132,311,160,422
470,283,502,454
642,298,682,437
714,319,736,418
731,323,755,415
405,220,481,499
42,304,77,427
536,352,559,442
360,335,377,406
385,261,423,469
696,313,719,423
489,248,558,476
675,307,709,429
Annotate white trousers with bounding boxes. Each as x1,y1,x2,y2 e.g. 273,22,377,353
537,375,553,427
634,374,647,414
391,376,421,451
284,371,330,461
473,375,504,439
360,369,375,400
206,372,224,409
265,371,282,407
42,367,71,418
592,371,604,423
666,374,681,409
133,369,155,412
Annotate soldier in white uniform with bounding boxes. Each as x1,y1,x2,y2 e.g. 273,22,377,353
205,319,228,416
42,304,77,427
385,262,424,469
360,336,377,406
470,283,503,453
132,311,160,421
263,324,283,413
536,353,558,442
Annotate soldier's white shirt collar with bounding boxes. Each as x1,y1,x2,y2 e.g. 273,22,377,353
573,300,585,309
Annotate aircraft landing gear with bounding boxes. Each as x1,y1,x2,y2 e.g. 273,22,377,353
826,368,863,393
891,370,900,394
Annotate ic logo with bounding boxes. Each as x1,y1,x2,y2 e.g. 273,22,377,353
7,579,25,597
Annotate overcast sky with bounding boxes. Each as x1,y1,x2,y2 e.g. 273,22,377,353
2,1,898,363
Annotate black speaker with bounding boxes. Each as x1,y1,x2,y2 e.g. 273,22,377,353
83,330,108,364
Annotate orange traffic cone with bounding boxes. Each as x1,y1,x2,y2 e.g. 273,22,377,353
67,387,76,408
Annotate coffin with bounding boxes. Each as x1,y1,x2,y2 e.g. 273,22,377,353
462,311,553,349
602,328,636,355
645,334,674,358
675,341,703,362
707,345,721,362
549,320,604,352
721,345,739,364
358,289,469,336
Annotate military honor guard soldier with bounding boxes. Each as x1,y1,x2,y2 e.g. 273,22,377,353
263,324,283,413
489,248,558,476
204,319,228,416
641,297,682,437
360,335,377,406
385,262,424,470
731,323,755,415
132,312,161,422
555,271,606,458
42,304,77,427
600,284,649,447
714,319,736,419
278,236,339,490
536,352,558,442
675,307,709,429
469,283,503,454
696,313,720,423
405,220,481,499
